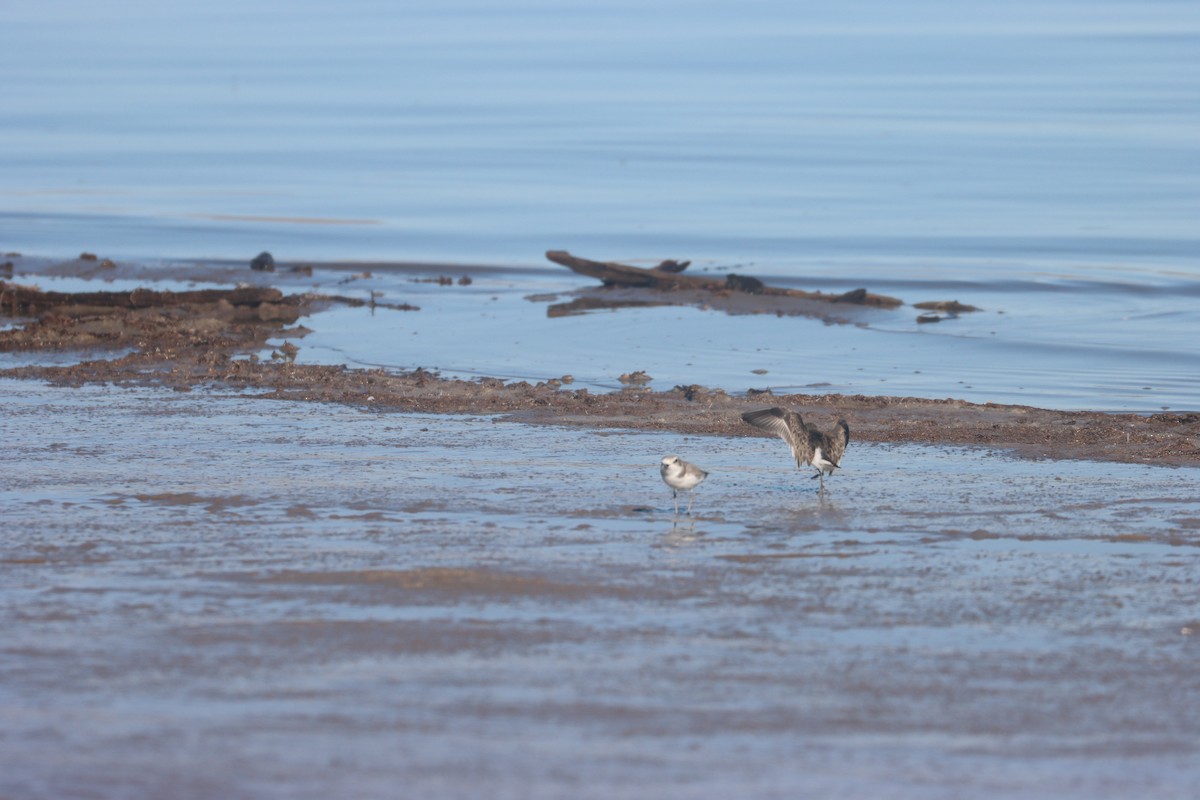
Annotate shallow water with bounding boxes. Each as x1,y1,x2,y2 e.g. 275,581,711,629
3,380,1199,798
3,0,1198,267
3,0,1200,411
4,4,1200,793
261,264,1200,411
11,259,1198,411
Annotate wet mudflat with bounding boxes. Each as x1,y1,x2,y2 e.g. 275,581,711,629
6,1,1200,793
5,265,1200,469
3,380,1199,799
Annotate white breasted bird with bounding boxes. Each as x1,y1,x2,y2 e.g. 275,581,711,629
660,455,708,515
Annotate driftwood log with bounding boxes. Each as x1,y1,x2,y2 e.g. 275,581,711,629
545,250,901,308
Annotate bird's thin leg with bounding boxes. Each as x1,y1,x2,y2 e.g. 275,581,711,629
686,490,695,515
673,489,679,516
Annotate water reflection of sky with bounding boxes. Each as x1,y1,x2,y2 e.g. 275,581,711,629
236,266,1200,412
1,0,1198,274
4,381,1199,798
3,0,1199,412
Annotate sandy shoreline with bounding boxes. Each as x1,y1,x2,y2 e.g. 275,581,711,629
6,379,1198,799
11,356,1200,467
2,267,1198,467
5,260,1200,800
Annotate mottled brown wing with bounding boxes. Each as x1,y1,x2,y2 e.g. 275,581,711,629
805,425,830,463
741,407,813,466
826,419,850,467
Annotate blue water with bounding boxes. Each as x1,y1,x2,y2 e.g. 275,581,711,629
3,0,1197,266
3,379,1200,799
3,0,1199,411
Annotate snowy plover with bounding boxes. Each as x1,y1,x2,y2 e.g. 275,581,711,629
660,455,708,515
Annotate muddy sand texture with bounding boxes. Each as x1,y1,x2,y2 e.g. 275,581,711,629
2,279,1198,467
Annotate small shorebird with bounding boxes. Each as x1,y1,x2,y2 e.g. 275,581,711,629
741,407,850,492
660,455,708,515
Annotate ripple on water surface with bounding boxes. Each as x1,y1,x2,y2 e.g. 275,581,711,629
2,380,1199,798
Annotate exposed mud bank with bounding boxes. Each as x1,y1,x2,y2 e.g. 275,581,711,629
2,277,1198,467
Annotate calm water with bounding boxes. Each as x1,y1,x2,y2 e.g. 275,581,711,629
3,380,1199,799
2,0,1197,267
5,7,1200,796
3,0,1199,412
